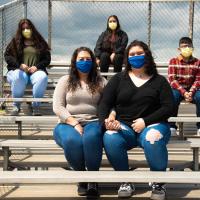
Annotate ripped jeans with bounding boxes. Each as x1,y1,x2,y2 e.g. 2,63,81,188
103,122,171,171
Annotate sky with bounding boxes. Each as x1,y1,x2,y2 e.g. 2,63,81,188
1,0,200,63
0,0,12,6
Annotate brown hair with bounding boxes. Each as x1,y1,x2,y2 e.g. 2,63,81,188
7,18,50,59
125,40,157,76
68,47,103,95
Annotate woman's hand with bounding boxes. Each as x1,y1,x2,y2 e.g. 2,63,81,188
105,111,120,130
96,58,100,67
110,53,115,62
28,66,37,74
74,123,83,135
106,110,116,122
20,64,29,73
131,118,145,133
105,119,121,131
65,117,83,135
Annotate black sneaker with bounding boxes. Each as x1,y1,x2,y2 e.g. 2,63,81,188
27,103,33,115
10,106,20,116
32,107,41,116
77,182,87,196
150,182,166,200
118,182,135,198
87,182,99,198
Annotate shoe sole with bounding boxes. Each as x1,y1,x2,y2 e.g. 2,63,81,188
118,191,133,198
77,192,87,196
150,193,165,200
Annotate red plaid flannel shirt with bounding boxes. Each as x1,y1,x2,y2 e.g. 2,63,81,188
168,55,200,96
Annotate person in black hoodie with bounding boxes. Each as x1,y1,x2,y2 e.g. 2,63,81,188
98,40,174,200
94,15,128,73
4,19,51,116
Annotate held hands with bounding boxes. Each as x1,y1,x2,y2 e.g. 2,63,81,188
105,119,121,131
184,91,193,102
131,118,145,133
105,111,121,131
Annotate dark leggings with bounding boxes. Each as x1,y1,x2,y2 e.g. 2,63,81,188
99,52,124,72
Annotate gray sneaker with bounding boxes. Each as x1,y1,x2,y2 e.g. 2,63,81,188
10,106,20,116
32,107,41,116
170,127,178,137
150,183,166,200
118,182,135,198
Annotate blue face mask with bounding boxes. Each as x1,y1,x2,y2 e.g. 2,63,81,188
128,55,145,69
76,60,93,73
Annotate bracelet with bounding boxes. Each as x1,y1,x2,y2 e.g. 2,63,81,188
73,122,79,127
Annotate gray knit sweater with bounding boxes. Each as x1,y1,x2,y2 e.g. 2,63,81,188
53,75,107,124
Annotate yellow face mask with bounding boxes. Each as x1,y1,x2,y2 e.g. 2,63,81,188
181,47,193,58
22,29,32,39
109,22,117,31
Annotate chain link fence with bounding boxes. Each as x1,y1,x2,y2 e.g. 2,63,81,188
193,1,200,55
0,0,25,97
1,0,200,96
26,0,200,63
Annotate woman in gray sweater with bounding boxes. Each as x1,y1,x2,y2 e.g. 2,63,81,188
53,47,106,198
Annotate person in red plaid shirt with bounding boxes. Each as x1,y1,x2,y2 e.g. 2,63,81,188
168,37,200,136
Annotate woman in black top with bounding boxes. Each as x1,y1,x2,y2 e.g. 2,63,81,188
4,19,51,116
94,15,128,72
98,40,174,200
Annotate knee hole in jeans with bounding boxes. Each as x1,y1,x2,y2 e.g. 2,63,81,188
145,128,163,144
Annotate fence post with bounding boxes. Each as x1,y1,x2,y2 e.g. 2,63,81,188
23,0,28,19
147,0,152,47
48,0,52,48
0,8,5,98
189,0,194,40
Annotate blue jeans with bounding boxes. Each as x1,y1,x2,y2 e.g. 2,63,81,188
103,123,171,171
171,89,200,128
7,69,48,108
53,121,103,171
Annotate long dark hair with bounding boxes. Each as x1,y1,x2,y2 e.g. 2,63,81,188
67,47,103,95
7,18,50,58
125,40,157,76
106,15,121,31
102,15,122,51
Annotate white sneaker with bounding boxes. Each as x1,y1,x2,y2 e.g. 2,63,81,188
150,183,166,200
118,182,135,198
10,106,20,116
197,129,200,136
170,128,177,137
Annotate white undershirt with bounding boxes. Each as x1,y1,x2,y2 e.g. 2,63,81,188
129,73,151,87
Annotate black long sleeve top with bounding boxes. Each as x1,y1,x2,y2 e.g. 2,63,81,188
94,29,128,58
98,71,174,127
4,38,51,74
